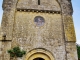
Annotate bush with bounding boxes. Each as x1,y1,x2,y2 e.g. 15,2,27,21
77,44,80,60
8,47,26,57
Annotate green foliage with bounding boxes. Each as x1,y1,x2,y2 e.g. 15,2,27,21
8,47,26,57
77,44,80,60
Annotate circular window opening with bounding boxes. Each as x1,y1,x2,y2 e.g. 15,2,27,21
34,16,45,27
33,58,44,60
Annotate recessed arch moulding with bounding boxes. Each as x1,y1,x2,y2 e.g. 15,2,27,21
25,49,55,60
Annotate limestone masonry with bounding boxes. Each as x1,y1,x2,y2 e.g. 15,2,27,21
0,0,78,60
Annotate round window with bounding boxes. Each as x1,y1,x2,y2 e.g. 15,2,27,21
34,16,45,27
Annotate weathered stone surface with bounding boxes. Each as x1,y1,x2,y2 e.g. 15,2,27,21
63,16,76,42
17,0,61,11
0,42,11,60
0,41,2,60
1,0,18,40
0,27,3,40
11,12,66,60
66,42,78,60
57,0,73,15
2,0,13,11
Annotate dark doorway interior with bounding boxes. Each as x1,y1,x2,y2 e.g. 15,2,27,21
33,58,44,60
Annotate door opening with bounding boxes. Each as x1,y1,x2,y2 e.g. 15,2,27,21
33,58,44,60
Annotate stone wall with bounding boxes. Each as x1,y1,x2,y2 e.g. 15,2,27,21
11,12,66,60
17,0,61,11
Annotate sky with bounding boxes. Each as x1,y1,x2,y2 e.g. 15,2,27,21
0,0,80,44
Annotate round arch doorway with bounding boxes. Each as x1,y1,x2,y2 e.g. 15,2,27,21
25,49,54,60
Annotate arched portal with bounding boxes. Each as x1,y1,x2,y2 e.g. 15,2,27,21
25,49,54,60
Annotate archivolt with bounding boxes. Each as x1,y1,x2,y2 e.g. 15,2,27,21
25,48,55,60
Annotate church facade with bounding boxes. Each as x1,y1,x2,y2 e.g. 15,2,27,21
0,0,78,60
